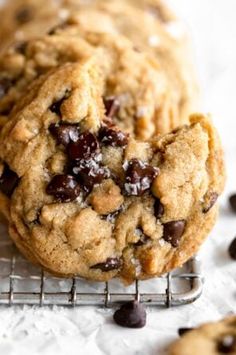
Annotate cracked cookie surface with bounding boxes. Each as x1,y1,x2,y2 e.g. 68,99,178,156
0,61,224,282
0,0,198,132
169,316,236,355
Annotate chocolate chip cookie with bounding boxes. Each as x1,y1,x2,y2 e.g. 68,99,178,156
169,316,236,355
0,60,224,282
0,0,198,132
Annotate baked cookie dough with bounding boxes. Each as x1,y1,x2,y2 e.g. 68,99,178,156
169,316,236,355
0,0,198,131
0,60,224,283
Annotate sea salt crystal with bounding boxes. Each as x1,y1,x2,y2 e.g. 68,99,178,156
164,21,186,39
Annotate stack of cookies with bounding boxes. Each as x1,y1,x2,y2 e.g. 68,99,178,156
0,0,225,283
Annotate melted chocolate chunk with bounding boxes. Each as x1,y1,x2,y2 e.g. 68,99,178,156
68,132,101,162
0,78,13,99
178,328,194,336
15,7,33,24
104,97,120,118
217,335,236,353
113,301,146,329
46,174,80,202
91,257,122,272
163,220,186,247
99,126,128,147
229,237,236,260
0,164,19,197
154,198,164,219
73,161,110,193
229,194,236,213
202,191,219,213
49,123,79,146
124,159,159,196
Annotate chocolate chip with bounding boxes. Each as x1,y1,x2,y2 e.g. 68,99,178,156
47,22,68,35
0,164,19,197
0,78,13,99
113,301,146,329
104,97,120,118
202,191,219,213
14,41,27,54
46,174,80,202
163,220,186,247
217,335,236,353
68,132,101,162
15,7,33,24
49,123,79,146
73,161,110,193
99,126,128,147
229,194,236,213
229,237,236,260
50,98,64,115
154,198,164,219
124,159,159,196
91,257,122,272
178,327,194,336
135,228,150,246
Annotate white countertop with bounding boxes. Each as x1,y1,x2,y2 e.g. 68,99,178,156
0,1,236,354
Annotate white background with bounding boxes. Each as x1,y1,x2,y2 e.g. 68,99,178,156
0,1,236,354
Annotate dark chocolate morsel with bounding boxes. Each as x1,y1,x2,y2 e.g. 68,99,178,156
73,162,110,193
46,174,80,202
229,237,236,260
91,257,122,272
113,301,146,328
154,198,164,219
178,328,194,337
99,126,128,147
217,334,236,353
124,159,159,196
104,97,120,118
68,132,100,162
0,164,19,197
163,220,186,247
49,123,79,146
229,194,236,213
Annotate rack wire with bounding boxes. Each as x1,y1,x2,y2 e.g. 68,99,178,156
0,227,204,308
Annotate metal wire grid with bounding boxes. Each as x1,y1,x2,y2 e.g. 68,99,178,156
0,249,204,308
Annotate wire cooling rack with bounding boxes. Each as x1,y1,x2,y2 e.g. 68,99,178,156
0,224,204,308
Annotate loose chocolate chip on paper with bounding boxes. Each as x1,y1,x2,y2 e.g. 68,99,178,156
46,174,80,202
178,327,194,337
163,220,186,247
113,301,146,329
229,237,236,260
91,257,122,272
0,164,19,197
154,198,164,219
49,123,79,146
104,97,120,118
99,126,128,147
202,191,218,213
124,159,159,196
217,334,236,353
229,194,236,213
